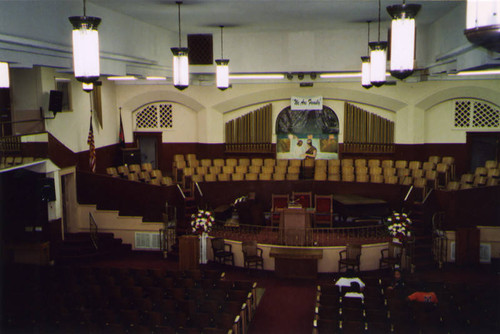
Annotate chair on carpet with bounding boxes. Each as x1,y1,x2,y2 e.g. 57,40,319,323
271,194,289,226
338,244,362,272
242,241,264,269
314,195,334,227
379,241,403,270
211,238,234,265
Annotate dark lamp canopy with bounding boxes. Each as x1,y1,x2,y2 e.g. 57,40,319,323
386,4,421,19
465,25,500,53
69,16,101,30
369,41,388,51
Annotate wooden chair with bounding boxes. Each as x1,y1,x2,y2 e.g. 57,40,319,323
204,174,217,182
211,238,234,266
239,158,250,167
200,158,212,167
292,191,312,208
242,241,263,269
106,167,119,178
161,176,173,186
245,173,258,181
273,173,286,181
485,160,498,169
286,173,299,180
381,159,394,168
271,194,289,226
264,158,275,167
314,195,333,227
379,241,403,270
338,244,362,272
259,173,272,181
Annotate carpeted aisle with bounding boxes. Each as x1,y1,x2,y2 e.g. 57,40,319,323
248,278,317,334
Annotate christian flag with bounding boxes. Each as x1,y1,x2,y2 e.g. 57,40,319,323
88,115,96,173
119,109,125,147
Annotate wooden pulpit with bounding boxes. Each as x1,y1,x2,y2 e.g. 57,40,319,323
279,208,311,246
178,235,199,270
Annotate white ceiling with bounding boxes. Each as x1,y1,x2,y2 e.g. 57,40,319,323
90,0,464,33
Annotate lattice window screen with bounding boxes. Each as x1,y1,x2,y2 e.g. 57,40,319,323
454,100,499,129
134,103,174,130
472,102,499,128
159,104,173,128
136,105,158,129
454,101,471,128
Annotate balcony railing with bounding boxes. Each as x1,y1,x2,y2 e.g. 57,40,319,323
209,223,389,247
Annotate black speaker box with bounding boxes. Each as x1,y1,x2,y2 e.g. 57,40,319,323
38,177,56,202
188,34,213,65
48,90,63,113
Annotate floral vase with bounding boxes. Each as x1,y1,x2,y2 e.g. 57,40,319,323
199,232,208,264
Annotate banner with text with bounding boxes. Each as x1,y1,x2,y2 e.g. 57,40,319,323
291,96,323,110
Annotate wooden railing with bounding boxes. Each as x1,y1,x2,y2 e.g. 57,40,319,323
210,223,389,247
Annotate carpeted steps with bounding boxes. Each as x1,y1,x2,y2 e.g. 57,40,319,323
54,232,132,265
408,202,436,271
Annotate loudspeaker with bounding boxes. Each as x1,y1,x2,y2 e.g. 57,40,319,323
38,177,56,202
48,90,63,113
188,34,213,65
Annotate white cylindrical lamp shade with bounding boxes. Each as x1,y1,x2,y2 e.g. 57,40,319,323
361,56,372,89
215,59,230,90
465,0,500,53
0,62,9,88
387,4,421,80
171,47,189,90
69,16,101,84
369,42,388,87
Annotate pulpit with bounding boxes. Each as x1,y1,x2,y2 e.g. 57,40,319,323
178,235,199,270
279,208,311,246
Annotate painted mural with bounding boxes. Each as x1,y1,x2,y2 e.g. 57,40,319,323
275,105,339,160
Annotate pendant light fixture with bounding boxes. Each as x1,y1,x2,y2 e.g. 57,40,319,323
464,0,500,53
361,21,372,89
171,1,189,90
387,1,421,80
0,61,9,88
216,25,230,90
369,0,388,87
69,0,101,85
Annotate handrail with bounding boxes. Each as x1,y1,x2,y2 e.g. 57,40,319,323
176,184,186,199
195,181,203,197
422,188,433,204
210,223,389,247
89,212,98,250
404,185,414,202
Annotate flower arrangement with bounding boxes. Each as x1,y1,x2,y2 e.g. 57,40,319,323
386,212,412,241
191,209,214,234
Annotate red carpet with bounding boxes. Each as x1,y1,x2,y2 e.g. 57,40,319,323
248,278,316,334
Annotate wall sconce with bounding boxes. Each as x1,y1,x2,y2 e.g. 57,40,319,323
464,0,500,53
171,1,189,90
0,61,9,88
387,1,421,80
216,26,230,90
69,0,101,84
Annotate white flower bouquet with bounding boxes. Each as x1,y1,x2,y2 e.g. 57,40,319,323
386,212,412,241
191,209,214,234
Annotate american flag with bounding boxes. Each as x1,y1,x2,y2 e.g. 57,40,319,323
88,116,96,173
119,110,125,147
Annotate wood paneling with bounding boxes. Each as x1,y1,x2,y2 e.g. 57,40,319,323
76,171,184,223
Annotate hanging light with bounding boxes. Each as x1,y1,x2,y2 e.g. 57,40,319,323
82,83,94,92
387,1,421,80
0,62,9,88
216,26,230,90
69,0,101,84
464,0,500,53
171,1,189,90
370,0,388,87
361,21,372,89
